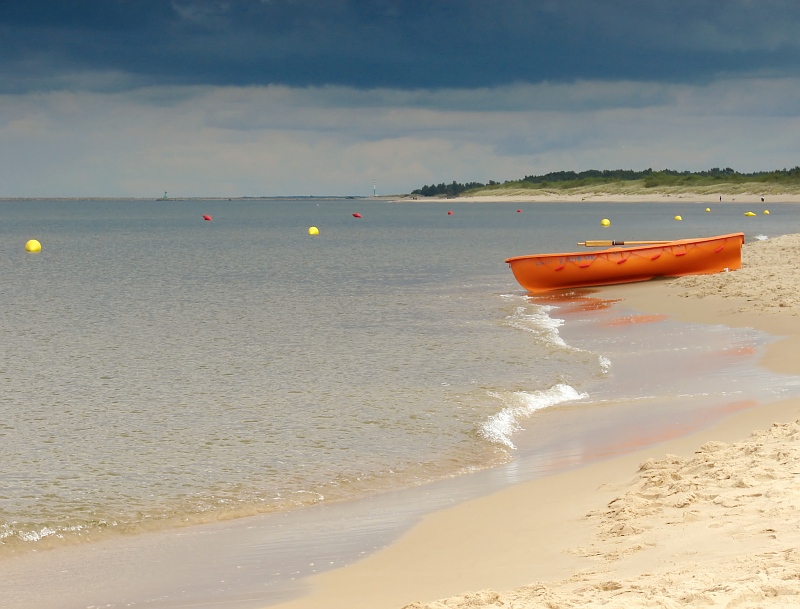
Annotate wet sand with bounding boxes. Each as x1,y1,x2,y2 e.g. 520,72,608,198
272,233,800,609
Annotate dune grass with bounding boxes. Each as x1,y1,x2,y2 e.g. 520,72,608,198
464,179,800,198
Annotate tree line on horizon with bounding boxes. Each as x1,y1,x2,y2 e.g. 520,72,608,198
410,167,800,197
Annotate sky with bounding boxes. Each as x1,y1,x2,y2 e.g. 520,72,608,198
2,0,800,197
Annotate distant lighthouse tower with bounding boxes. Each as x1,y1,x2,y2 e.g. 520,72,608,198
373,180,376,197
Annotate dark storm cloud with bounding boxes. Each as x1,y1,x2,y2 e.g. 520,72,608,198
3,0,800,92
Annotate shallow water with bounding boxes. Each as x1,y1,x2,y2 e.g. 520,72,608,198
1,198,799,556
3,289,799,609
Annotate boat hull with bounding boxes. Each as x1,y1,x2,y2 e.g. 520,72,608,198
505,232,745,293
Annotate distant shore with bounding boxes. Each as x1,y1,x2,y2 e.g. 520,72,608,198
450,192,800,203
5,184,800,204
405,177,800,204
399,186,800,204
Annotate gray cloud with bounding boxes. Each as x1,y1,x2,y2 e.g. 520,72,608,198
3,76,800,197
3,1,800,92
3,2,800,197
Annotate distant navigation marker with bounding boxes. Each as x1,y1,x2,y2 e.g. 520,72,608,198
373,181,376,197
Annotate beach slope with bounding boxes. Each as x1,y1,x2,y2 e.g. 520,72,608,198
273,234,800,609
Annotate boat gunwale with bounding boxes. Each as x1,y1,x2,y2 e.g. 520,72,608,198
503,232,745,264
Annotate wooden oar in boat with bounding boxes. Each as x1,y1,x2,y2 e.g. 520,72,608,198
577,240,672,247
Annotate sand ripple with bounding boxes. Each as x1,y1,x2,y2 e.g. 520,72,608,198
403,420,800,608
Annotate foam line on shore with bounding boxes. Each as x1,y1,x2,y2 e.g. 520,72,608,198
481,384,588,449
271,233,800,609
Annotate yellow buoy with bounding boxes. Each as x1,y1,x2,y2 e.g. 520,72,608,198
764,210,770,215
600,218,611,227
705,208,711,212
25,239,42,253
674,215,682,221
308,226,319,235
744,211,756,217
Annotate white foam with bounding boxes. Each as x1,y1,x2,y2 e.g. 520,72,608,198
481,384,588,449
18,526,59,542
3,521,100,544
504,304,568,348
502,294,611,377
754,234,769,241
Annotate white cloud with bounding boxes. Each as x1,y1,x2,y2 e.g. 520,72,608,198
2,76,800,198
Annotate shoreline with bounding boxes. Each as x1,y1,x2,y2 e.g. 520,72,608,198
4,191,800,204
426,192,800,204
4,270,789,609
5,231,800,608
272,234,800,609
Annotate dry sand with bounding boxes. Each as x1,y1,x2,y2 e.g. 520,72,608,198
407,192,800,204
273,234,800,609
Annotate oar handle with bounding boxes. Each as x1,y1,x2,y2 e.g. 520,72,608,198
578,240,672,247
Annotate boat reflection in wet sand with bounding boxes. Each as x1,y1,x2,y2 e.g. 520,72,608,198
505,232,745,293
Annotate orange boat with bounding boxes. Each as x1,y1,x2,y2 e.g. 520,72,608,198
505,232,744,293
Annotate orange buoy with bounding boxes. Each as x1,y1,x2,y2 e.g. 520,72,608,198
202,215,212,221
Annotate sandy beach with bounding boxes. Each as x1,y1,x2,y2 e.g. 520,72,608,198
399,191,800,205
273,233,800,609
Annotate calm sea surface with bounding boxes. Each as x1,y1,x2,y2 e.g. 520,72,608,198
2,198,800,557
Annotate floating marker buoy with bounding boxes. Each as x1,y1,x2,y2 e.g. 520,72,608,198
600,218,610,227
674,215,682,221
352,213,362,218
764,210,770,215
202,215,212,221
25,239,42,253
744,211,757,216
308,226,319,235
705,208,711,212
447,211,453,215
516,209,522,213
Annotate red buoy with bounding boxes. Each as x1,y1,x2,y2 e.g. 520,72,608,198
202,215,212,221
447,210,453,215
517,209,522,213
352,213,362,218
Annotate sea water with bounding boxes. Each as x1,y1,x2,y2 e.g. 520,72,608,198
1,198,800,563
